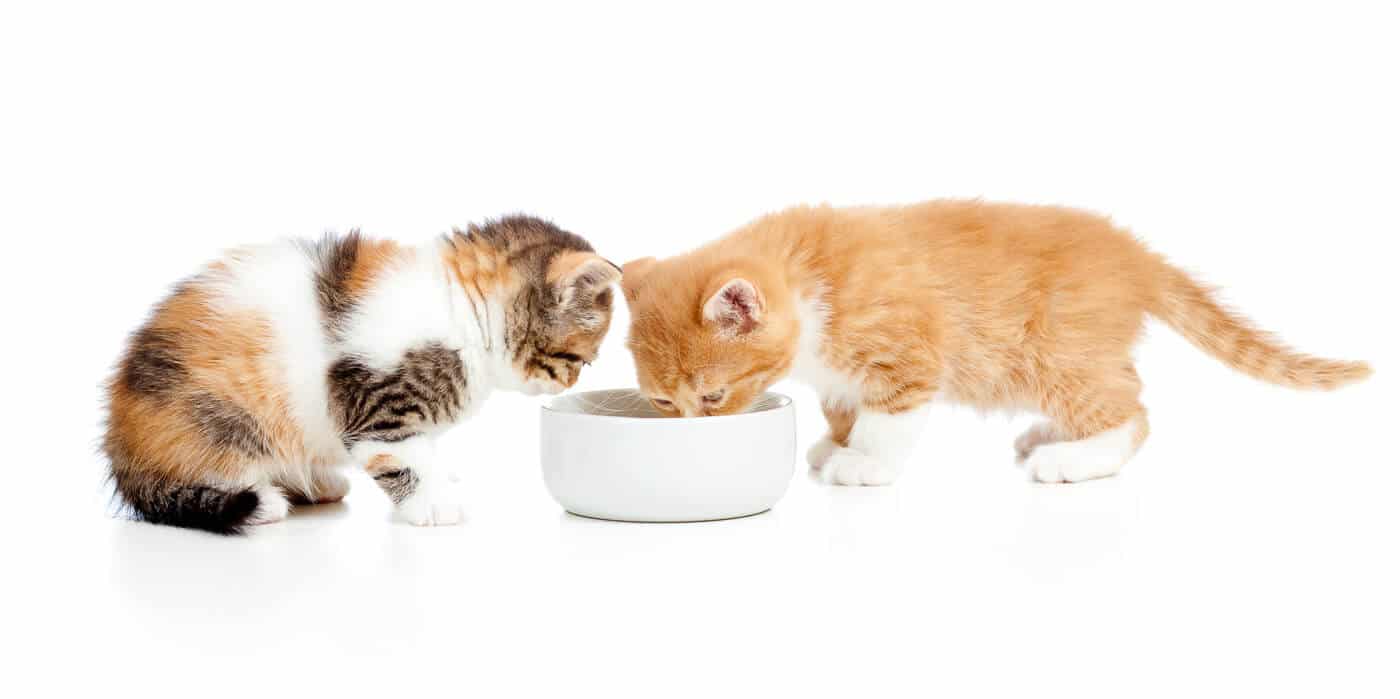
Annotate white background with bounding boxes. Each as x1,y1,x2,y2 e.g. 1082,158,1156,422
3,1,1396,697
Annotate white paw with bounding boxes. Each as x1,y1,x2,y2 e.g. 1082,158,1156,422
815,447,899,486
248,486,290,524
1026,443,1123,483
396,493,465,527
806,435,841,469
309,470,351,503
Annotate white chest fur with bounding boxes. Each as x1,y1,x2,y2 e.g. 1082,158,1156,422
788,293,864,408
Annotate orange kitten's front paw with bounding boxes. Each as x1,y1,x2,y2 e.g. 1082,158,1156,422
806,435,841,469
815,448,899,486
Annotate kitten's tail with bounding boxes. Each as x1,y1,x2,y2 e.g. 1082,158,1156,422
113,470,260,535
1150,262,1372,390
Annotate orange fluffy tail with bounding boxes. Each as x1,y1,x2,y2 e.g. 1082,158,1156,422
1151,263,1372,390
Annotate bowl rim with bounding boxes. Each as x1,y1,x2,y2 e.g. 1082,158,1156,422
542,388,793,423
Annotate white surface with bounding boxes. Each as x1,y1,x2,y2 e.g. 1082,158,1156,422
2,2,1397,697
541,390,795,522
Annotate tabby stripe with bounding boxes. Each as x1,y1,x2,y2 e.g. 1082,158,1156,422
365,419,405,433
390,404,427,420
531,358,558,381
371,467,419,505
358,391,412,424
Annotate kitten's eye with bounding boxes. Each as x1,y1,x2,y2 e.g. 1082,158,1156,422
651,398,674,411
702,390,725,404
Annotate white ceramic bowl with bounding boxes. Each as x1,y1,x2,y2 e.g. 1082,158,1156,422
541,389,795,522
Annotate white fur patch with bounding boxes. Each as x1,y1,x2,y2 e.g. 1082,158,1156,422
789,291,863,408
248,483,290,525
1026,418,1139,483
396,491,466,527
815,404,931,486
211,242,345,464
339,245,459,372
818,447,900,486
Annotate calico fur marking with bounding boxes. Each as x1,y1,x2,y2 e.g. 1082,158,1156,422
301,231,405,338
109,468,261,536
365,453,418,508
122,325,187,397
307,231,359,329
328,342,467,447
188,391,273,458
372,468,420,505
106,217,618,533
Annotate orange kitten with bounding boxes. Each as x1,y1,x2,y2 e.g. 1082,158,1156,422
620,200,1371,485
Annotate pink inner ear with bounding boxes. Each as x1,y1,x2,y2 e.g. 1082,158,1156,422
721,286,758,333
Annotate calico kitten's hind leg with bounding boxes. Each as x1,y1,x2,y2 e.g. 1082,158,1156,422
815,403,931,486
283,467,351,505
248,482,291,524
354,436,463,526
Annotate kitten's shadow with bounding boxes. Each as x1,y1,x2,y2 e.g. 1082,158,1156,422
1012,478,1133,582
287,500,351,522
557,508,780,560
819,485,902,553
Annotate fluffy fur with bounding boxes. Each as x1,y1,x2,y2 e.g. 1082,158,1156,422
621,200,1371,485
105,215,619,533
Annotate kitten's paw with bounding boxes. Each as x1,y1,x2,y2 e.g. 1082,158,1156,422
396,493,465,527
815,447,899,486
306,470,351,504
1015,422,1060,463
248,486,290,525
1025,443,1122,484
806,434,841,469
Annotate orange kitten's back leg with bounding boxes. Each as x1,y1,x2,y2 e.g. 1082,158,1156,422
1014,422,1061,463
1022,364,1150,483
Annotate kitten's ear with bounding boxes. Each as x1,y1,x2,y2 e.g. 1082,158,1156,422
550,252,622,306
621,257,658,303
702,278,764,336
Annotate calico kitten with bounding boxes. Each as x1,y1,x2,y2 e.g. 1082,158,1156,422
105,215,619,533
620,200,1370,485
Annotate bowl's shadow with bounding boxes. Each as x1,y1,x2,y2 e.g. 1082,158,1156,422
561,508,772,525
